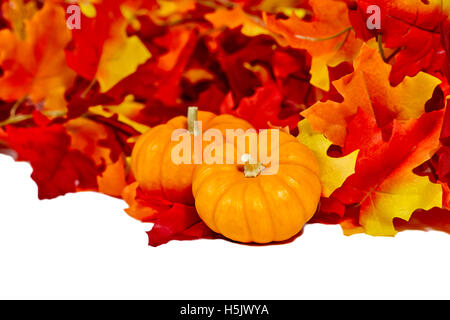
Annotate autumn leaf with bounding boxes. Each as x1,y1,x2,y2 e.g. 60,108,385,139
65,0,151,92
220,84,300,130
302,45,441,146
5,119,99,199
0,2,75,109
347,0,449,85
88,95,150,135
297,118,358,197
264,0,363,91
64,117,129,198
96,25,152,92
205,4,269,37
122,182,219,246
333,108,444,236
147,202,219,247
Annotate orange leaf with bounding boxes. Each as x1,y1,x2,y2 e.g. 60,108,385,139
302,45,441,146
334,108,444,236
0,2,75,108
264,0,362,91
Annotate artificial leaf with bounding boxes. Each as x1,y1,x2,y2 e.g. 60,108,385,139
333,108,444,236
122,182,219,246
302,45,441,146
65,0,123,80
64,117,129,198
264,0,363,91
5,120,99,199
89,98,149,136
96,30,152,92
298,118,358,197
220,84,300,130
205,5,270,37
347,0,449,85
0,2,75,107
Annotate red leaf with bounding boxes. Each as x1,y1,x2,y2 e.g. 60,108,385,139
333,108,444,235
6,122,99,199
347,0,448,85
123,184,220,246
394,207,450,234
147,202,219,247
220,84,300,130
65,1,123,80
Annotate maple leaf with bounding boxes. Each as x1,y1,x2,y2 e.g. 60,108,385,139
96,25,151,93
0,2,75,109
65,0,151,92
347,0,449,85
105,23,199,108
264,0,363,91
302,45,441,146
205,4,269,37
220,84,300,130
147,202,219,247
122,182,219,246
297,118,358,197
64,0,121,81
333,108,444,236
88,95,150,135
394,207,450,234
64,117,131,198
5,120,99,199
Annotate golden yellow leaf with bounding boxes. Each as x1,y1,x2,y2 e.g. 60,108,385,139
298,118,358,197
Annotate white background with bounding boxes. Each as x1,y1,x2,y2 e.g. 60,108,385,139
1,153,450,300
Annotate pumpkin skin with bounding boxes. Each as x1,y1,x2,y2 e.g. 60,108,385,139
131,110,253,205
192,129,321,243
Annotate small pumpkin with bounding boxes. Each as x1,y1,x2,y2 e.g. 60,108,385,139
131,107,253,205
192,129,321,243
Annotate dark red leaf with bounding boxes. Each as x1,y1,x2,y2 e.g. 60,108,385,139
6,122,99,199
147,202,219,247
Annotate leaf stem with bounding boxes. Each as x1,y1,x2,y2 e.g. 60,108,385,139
80,78,97,99
9,95,28,118
377,34,387,62
0,110,66,127
295,26,353,42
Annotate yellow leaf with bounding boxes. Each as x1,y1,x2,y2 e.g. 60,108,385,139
310,55,331,92
96,27,151,92
358,173,443,236
302,45,442,146
264,0,363,91
89,95,150,134
205,5,269,37
298,119,358,197
0,3,75,109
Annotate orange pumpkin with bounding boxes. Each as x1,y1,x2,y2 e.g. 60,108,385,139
192,129,321,243
131,107,253,205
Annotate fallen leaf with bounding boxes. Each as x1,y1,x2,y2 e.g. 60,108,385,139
333,108,444,236
302,45,441,146
298,118,358,197
0,2,75,107
6,119,99,199
264,0,362,91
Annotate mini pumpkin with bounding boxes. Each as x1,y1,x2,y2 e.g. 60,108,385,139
131,107,253,205
192,129,321,243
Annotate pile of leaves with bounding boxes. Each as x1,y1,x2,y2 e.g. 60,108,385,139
0,0,449,246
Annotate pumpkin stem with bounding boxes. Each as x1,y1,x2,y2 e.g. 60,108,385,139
188,106,200,136
242,154,265,178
